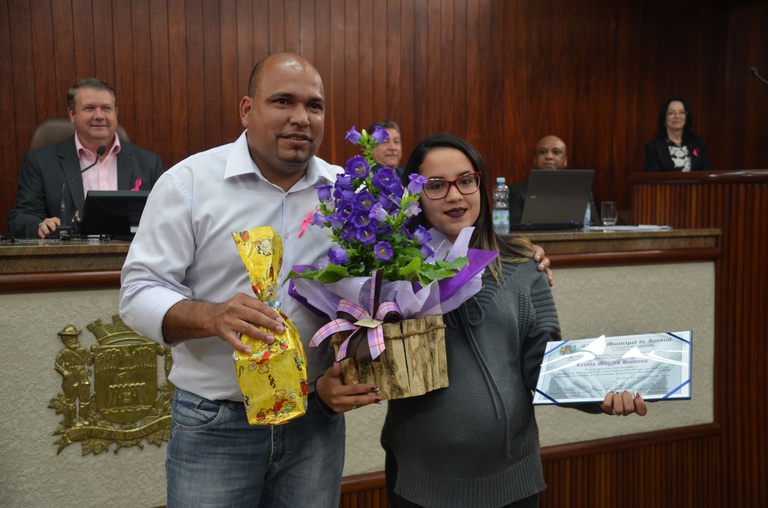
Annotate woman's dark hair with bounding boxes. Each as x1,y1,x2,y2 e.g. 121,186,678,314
655,97,696,142
401,132,532,279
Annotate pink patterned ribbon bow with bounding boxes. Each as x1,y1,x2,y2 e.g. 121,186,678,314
310,272,401,361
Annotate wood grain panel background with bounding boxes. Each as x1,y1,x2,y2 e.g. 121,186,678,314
1,1,767,506
2,0,766,233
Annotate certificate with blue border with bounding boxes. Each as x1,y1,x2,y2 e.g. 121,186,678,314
533,331,692,405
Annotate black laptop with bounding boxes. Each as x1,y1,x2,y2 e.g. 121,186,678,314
509,169,595,231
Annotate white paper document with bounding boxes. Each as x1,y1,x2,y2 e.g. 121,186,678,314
533,331,692,405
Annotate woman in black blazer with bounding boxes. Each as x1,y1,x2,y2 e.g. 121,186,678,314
644,97,712,172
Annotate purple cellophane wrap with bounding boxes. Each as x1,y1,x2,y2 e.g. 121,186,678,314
289,227,498,321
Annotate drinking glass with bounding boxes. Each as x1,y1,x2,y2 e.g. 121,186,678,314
601,201,617,226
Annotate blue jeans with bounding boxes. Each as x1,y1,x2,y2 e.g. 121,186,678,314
166,387,345,508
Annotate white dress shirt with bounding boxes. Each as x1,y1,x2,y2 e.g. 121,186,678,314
120,131,340,401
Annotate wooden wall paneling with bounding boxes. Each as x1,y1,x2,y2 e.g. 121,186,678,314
325,0,346,165
184,0,206,155
464,0,491,161
0,1,17,226
112,0,135,139
234,0,255,134
51,0,75,101
451,0,468,145
219,0,239,144
5,1,40,230
397,0,415,160
30,1,58,124
310,0,331,159
340,0,362,158
71,0,96,77
382,0,401,136
436,0,454,134
92,0,116,89
129,0,154,150
202,0,223,149
167,0,189,166
149,0,174,159
356,0,374,133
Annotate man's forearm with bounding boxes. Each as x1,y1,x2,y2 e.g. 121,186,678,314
162,299,218,343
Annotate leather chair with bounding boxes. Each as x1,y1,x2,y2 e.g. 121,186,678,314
28,117,130,151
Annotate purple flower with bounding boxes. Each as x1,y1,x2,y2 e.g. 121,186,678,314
369,202,388,223
328,247,349,265
353,213,371,228
330,202,355,229
338,226,358,243
316,184,333,203
355,225,377,245
371,125,390,144
420,243,435,258
335,174,353,190
345,156,370,179
414,226,432,245
333,187,355,202
372,166,398,189
404,201,421,217
378,192,399,211
311,212,329,227
408,174,428,194
354,190,375,211
374,241,394,261
345,126,362,144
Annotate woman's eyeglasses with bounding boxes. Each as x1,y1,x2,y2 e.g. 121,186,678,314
421,172,482,200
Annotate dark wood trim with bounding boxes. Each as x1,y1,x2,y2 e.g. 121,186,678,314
0,271,121,293
540,422,721,460
628,169,768,185
550,247,721,267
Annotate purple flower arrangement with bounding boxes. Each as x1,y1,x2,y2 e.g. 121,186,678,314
290,125,467,285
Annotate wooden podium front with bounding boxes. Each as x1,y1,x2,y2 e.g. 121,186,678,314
630,170,768,507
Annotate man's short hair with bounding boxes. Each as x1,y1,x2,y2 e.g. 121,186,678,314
368,120,401,135
67,78,117,110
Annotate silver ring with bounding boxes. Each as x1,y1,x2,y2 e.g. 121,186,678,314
38,222,44,228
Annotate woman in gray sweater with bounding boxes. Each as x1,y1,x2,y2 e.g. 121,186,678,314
382,133,647,508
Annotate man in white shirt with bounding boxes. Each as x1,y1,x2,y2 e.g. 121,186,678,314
120,53,379,508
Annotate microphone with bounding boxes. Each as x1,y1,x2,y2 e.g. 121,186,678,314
749,67,768,86
59,145,106,239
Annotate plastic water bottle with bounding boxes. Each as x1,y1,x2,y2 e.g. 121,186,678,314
492,177,510,235
583,203,591,231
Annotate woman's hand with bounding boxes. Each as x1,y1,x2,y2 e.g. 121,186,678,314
600,391,648,416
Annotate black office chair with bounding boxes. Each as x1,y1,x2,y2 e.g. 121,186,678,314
28,117,130,151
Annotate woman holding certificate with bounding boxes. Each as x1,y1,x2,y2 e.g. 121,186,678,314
381,133,648,508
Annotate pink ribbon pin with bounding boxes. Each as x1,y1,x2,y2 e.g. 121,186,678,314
131,178,142,191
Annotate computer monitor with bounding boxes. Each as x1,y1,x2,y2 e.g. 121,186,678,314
79,190,149,239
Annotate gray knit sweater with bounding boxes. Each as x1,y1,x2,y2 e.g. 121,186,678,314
381,259,560,507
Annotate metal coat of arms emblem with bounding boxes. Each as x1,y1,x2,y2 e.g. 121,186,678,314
48,315,173,455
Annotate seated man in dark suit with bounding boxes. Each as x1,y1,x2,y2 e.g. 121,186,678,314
8,78,164,238
367,120,405,178
509,135,600,225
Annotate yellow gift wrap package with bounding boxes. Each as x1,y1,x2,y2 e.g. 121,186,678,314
232,226,308,425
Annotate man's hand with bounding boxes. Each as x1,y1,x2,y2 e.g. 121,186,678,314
162,294,286,354
315,362,381,413
532,244,553,287
38,217,61,239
